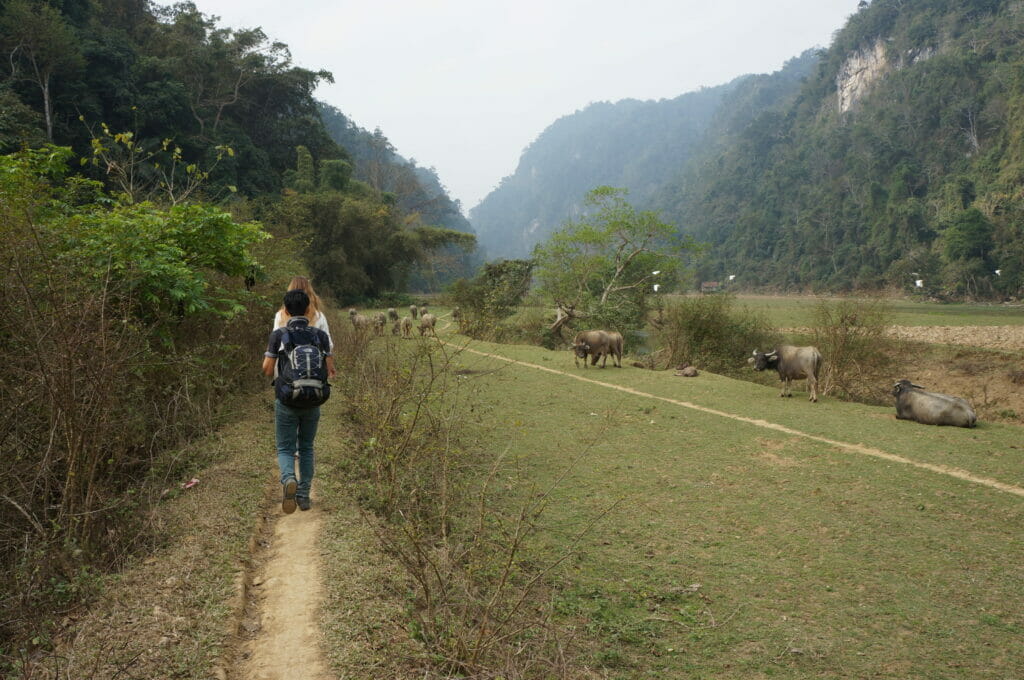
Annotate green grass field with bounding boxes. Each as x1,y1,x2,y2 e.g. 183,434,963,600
706,294,1024,328
434,327,1024,679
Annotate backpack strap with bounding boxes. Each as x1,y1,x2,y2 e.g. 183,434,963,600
279,329,294,354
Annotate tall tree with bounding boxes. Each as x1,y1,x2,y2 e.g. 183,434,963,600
533,186,700,333
0,0,84,141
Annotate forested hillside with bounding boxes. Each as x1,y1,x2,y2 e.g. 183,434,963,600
0,0,473,298
469,81,737,257
319,103,478,290
669,0,1024,298
319,103,472,235
472,0,1024,299
469,52,819,259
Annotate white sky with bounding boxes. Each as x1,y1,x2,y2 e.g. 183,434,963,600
178,0,858,212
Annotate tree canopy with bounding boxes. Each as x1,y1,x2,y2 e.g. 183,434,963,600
533,186,700,332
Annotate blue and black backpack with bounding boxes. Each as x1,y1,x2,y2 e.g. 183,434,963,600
274,327,330,408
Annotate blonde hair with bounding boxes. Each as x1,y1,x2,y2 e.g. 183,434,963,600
279,276,324,322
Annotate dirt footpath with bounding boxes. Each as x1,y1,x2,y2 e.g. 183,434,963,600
236,500,332,680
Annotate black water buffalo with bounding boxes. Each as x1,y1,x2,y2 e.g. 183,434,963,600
749,346,823,402
892,379,977,428
573,330,622,368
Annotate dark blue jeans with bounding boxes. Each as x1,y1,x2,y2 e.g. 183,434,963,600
275,400,320,499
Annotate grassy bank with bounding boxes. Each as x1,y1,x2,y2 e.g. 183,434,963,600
444,334,1024,678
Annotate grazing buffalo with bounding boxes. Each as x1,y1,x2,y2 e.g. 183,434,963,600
573,330,622,368
418,313,437,336
892,380,977,428
749,346,823,402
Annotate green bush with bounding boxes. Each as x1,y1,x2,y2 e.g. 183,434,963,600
655,295,779,374
448,259,534,339
0,148,272,659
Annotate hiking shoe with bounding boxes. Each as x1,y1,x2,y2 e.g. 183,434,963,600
297,496,312,512
282,479,297,514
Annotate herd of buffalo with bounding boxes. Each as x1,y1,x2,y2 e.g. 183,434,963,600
571,330,979,428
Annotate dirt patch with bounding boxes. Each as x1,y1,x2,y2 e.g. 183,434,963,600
887,325,1024,352
755,437,801,466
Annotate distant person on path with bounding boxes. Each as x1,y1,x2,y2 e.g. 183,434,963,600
262,289,336,513
273,276,332,346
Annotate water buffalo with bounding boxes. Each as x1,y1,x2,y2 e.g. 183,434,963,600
418,313,437,336
573,330,621,368
892,380,977,428
749,346,822,402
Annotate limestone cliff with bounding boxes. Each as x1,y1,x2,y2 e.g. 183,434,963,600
836,38,936,113
836,39,890,113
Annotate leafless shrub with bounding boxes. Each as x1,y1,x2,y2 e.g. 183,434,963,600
334,335,597,677
810,298,904,404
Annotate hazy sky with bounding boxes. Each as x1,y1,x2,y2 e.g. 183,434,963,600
177,1,859,212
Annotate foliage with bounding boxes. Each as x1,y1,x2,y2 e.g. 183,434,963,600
62,201,267,325
534,186,700,333
319,104,479,290
84,120,238,204
448,259,534,338
0,0,339,196
0,0,84,141
272,150,475,302
661,0,1024,298
810,298,900,404
0,146,271,660
655,295,780,374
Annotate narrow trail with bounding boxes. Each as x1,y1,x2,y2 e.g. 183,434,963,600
235,493,333,680
447,340,1024,499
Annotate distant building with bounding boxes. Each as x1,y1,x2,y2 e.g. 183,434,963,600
700,281,722,293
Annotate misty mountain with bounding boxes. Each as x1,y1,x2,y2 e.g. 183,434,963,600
471,0,1024,298
668,0,1022,297
469,52,818,259
319,103,473,235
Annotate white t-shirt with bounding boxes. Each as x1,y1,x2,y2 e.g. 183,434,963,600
273,309,333,352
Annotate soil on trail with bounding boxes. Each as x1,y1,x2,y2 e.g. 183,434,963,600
236,497,333,680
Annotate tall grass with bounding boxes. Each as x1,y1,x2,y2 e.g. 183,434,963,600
332,328,585,677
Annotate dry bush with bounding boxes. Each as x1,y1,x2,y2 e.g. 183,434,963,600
810,298,903,404
333,334,591,678
0,227,269,671
655,295,780,375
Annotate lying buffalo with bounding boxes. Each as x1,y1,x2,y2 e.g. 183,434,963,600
892,379,977,428
572,330,622,368
749,346,823,402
